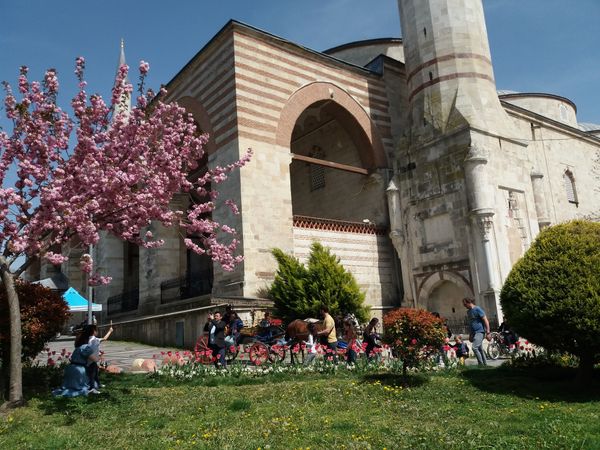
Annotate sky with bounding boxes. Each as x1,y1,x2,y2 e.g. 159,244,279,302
1,0,599,128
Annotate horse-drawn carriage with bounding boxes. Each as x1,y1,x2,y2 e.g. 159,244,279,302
194,321,287,365
239,322,288,365
194,313,365,366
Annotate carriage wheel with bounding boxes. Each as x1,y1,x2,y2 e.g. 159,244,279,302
486,342,500,360
249,342,270,366
194,336,214,365
289,342,305,365
269,344,286,363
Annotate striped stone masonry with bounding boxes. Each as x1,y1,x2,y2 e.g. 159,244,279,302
292,216,398,308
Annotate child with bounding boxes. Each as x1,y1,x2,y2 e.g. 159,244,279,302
87,323,114,392
343,320,358,365
454,335,469,365
303,322,318,365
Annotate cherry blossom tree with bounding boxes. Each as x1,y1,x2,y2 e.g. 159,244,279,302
0,58,250,408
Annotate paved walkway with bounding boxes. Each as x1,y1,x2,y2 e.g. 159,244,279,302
37,336,181,372
37,336,504,372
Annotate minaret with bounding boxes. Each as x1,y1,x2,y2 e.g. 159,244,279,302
398,0,512,143
391,0,514,321
115,38,131,115
94,39,131,311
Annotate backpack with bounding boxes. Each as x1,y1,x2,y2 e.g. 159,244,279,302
462,342,470,357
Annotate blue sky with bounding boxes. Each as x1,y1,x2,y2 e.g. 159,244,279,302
1,0,599,126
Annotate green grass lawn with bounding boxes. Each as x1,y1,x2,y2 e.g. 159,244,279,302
1,364,599,449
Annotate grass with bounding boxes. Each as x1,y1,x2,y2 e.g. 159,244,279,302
1,364,599,449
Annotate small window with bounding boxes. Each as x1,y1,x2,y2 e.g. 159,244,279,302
559,104,568,122
309,146,325,191
563,170,578,205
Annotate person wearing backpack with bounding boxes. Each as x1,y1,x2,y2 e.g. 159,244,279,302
454,335,469,365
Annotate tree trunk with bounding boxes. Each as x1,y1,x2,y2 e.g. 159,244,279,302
576,354,595,384
0,259,24,409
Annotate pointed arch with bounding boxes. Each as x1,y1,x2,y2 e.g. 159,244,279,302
176,96,217,155
417,270,473,308
276,82,388,170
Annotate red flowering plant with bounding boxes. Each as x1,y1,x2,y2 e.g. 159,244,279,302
382,308,447,376
42,347,72,368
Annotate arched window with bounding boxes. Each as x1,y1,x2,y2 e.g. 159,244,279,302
563,170,578,206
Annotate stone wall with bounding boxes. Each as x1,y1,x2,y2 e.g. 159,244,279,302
100,294,274,348
292,219,400,312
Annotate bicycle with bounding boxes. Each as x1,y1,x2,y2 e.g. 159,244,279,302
486,332,516,360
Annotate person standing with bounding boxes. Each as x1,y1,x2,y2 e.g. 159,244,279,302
343,320,358,365
317,306,337,363
363,318,382,360
87,323,114,391
462,298,491,366
204,311,227,368
303,322,319,365
453,335,469,365
228,311,244,346
222,305,234,325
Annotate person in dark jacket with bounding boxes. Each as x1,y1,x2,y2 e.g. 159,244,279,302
363,318,381,360
204,311,227,368
499,320,518,350
228,311,244,345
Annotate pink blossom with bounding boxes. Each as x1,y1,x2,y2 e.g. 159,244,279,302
139,60,150,75
80,253,93,274
0,57,250,291
45,252,67,265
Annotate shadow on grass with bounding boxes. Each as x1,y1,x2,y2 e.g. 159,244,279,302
22,366,356,408
461,365,600,403
361,372,429,388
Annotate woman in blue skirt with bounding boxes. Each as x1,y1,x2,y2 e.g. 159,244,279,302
53,326,100,397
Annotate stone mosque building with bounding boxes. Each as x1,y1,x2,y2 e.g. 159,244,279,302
30,0,600,346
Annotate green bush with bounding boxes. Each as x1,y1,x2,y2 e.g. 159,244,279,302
269,242,369,323
507,351,580,370
383,308,447,376
500,220,600,381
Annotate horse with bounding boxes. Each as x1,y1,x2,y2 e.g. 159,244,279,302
285,313,362,364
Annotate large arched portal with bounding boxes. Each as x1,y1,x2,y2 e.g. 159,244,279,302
428,281,466,323
290,100,389,223
277,83,400,313
418,271,475,334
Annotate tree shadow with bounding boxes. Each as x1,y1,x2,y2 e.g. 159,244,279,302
34,387,152,424
461,365,600,403
360,372,429,388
